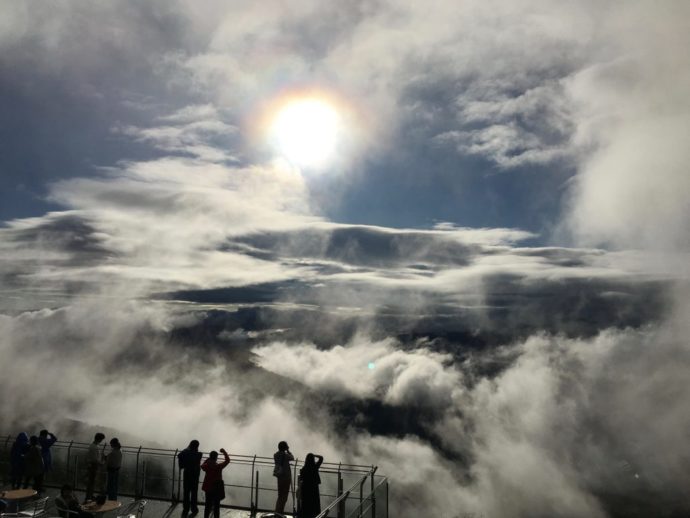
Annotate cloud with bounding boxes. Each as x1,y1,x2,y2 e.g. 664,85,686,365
2,2,690,517
4,0,688,245
0,149,673,338
254,337,465,409
0,185,687,518
251,306,690,517
561,3,690,251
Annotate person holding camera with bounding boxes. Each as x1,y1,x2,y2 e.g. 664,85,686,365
273,441,294,515
201,448,229,518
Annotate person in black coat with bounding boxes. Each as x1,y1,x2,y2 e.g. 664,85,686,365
298,453,323,518
10,432,29,489
23,436,45,492
178,440,202,516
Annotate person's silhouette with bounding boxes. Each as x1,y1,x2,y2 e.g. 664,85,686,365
56,484,92,518
23,435,44,492
201,448,229,518
38,430,58,473
9,432,29,489
85,433,105,502
298,453,323,518
105,438,122,500
178,440,202,516
273,441,294,515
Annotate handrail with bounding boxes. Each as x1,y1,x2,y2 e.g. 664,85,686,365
0,434,374,472
315,472,371,518
316,489,351,518
0,433,387,517
343,478,388,518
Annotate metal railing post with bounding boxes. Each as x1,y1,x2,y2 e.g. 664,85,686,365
249,455,256,513
171,448,179,502
386,481,388,518
359,477,366,518
141,460,147,499
255,471,260,514
66,441,74,487
134,446,142,499
292,457,298,516
337,471,344,518
73,456,79,488
370,469,376,518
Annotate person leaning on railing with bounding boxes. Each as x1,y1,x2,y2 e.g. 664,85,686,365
38,429,58,472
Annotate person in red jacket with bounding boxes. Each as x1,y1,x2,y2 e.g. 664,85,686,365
200,448,229,518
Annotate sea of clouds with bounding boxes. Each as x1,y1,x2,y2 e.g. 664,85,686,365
2,1,690,516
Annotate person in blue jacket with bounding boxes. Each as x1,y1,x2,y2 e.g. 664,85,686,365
38,430,58,472
10,432,29,489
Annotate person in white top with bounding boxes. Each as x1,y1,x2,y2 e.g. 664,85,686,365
273,441,294,515
85,433,105,502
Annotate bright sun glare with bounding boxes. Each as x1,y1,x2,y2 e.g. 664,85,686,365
270,98,340,168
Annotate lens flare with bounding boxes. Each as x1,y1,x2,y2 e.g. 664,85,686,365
270,98,340,168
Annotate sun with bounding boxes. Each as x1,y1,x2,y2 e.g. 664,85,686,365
269,98,340,168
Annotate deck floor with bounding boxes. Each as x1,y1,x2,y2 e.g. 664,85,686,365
16,487,290,518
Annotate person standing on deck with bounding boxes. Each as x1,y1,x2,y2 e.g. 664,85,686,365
273,441,294,516
298,453,324,518
178,440,202,516
38,430,58,472
9,432,29,489
23,435,45,492
85,433,105,502
201,448,230,518
105,438,122,500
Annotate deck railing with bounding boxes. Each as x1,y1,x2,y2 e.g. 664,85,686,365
0,434,388,517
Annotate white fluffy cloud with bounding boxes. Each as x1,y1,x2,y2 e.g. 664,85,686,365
252,302,690,516
254,337,465,409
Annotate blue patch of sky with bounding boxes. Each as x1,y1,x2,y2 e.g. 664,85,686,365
311,144,573,245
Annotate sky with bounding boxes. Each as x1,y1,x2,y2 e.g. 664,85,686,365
1,1,690,517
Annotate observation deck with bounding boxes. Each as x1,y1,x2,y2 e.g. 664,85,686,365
0,435,388,518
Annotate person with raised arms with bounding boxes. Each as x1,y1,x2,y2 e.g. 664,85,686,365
200,448,230,518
